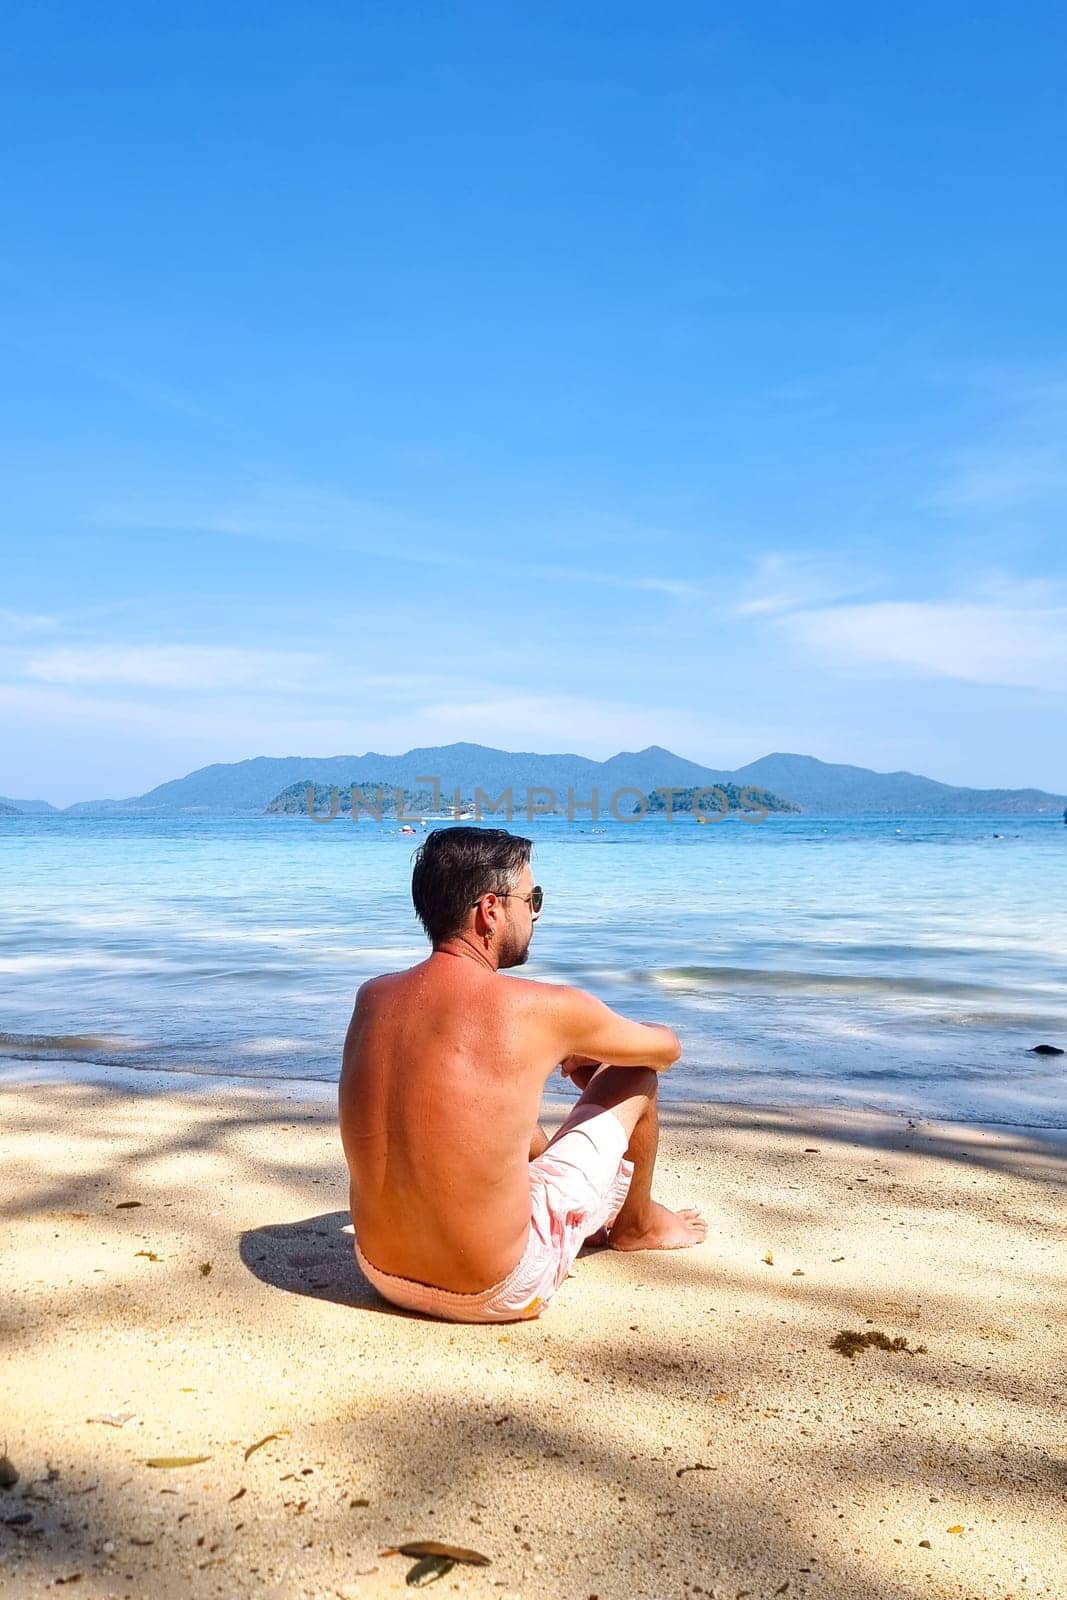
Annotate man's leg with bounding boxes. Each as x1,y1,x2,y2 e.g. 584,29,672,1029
529,1124,550,1161
548,1065,706,1251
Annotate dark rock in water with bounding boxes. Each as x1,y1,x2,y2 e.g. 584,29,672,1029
1029,1043,1065,1056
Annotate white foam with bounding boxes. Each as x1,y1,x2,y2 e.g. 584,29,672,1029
235,1037,308,1056
0,952,174,974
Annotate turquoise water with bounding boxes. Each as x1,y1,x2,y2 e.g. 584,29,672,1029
1,812,1066,1125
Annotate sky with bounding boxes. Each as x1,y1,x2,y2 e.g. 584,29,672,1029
2,2,1066,805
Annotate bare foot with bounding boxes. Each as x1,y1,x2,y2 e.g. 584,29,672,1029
608,1201,707,1251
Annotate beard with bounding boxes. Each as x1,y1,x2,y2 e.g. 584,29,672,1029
497,930,531,969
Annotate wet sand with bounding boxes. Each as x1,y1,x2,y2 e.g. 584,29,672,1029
1,1066,1064,1599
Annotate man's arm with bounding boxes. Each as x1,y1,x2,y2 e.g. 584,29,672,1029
551,985,681,1071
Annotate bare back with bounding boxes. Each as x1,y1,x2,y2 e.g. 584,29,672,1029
339,954,560,1290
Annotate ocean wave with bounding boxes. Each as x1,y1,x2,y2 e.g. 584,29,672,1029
0,1031,140,1055
234,1036,312,1056
157,963,300,984
916,1009,1067,1031
639,964,1049,1002
0,952,175,974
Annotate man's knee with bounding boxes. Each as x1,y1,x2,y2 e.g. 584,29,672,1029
631,1064,658,1100
554,1064,656,1147
589,1062,657,1105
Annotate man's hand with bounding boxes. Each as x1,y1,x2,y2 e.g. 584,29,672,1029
559,1053,601,1083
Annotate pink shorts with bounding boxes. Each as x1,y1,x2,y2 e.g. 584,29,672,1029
355,1108,634,1323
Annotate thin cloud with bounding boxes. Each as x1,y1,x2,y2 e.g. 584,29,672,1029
100,484,419,553
0,679,759,780
0,607,59,634
929,377,1067,512
733,552,878,617
0,680,400,759
523,564,702,600
930,450,1067,512
782,599,1067,693
101,485,702,600
23,644,323,692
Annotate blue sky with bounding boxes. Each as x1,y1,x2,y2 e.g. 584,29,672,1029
2,2,1066,804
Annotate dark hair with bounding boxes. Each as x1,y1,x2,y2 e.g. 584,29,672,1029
411,826,532,944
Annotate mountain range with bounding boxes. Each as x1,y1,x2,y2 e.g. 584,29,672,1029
3,744,1066,817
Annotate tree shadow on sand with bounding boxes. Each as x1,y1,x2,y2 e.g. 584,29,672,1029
3,1075,1066,1599
240,1208,388,1314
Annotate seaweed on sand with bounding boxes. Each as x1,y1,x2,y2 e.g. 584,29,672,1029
831,1329,928,1359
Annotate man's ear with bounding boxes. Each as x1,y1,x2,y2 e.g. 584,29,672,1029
473,892,498,933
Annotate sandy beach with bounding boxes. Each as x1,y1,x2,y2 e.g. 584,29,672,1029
1,1067,1064,1600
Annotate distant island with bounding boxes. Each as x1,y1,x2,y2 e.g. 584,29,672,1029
265,778,800,820
3,744,1066,818
267,783,453,819
642,784,800,817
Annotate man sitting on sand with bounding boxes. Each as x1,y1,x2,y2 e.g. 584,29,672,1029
339,826,706,1322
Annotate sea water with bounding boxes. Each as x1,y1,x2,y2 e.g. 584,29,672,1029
1,811,1065,1126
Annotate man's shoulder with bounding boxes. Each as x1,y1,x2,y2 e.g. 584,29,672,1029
354,972,387,1004
359,956,433,993
496,972,584,1014
352,964,420,1011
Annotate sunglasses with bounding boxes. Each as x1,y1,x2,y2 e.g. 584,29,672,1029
477,885,544,915
514,885,544,916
